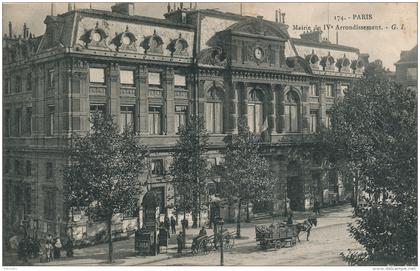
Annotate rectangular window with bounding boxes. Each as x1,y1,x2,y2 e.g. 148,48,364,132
16,76,22,93
151,159,164,176
289,105,298,132
175,105,188,133
90,104,106,130
26,73,32,91
340,85,349,96
174,74,186,88
148,106,161,135
4,78,10,94
310,111,318,133
120,106,135,132
150,186,165,214
325,112,332,129
24,185,32,216
326,84,333,97
26,160,32,177
4,159,10,174
148,72,161,86
5,110,11,137
407,68,417,80
46,162,53,179
15,160,22,176
26,107,32,135
309,84,318,96
89,68,105,83
205,103,222,133
120,70,134,85
44,190,56,221
47,70,54,88
47,106,55,135
16,108,22,137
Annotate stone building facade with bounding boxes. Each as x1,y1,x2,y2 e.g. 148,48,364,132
3,3,365,240
395,45,417,91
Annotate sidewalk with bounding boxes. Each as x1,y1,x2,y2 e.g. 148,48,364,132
7,204,353,266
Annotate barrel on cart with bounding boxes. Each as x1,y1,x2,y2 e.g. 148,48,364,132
255,223,298,249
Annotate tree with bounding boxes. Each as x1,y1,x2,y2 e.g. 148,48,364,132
317,61,417,265
170,115,210,238
64,113,149,263
221,119,277,238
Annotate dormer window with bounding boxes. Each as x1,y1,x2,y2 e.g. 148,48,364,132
80,22,108,48
111,26,137,51
141,30,164,54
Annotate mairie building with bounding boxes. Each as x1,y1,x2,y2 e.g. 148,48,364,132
3,3,367,241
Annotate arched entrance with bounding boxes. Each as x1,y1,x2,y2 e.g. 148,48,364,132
287,161,304,211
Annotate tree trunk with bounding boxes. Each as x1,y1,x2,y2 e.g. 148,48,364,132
182,211,186,247
107,216,114,263
246,200,250,222
236,199,242,238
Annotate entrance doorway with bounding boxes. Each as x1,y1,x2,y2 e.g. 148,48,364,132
287,176,304,211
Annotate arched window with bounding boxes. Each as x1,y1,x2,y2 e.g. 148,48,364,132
205,87,224,133
286,91,299,133
247,89,264,133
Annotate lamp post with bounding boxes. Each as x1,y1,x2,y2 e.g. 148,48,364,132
218,217,224,266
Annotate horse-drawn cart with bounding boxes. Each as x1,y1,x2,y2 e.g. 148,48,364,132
255,223,298,249
191,229,236,255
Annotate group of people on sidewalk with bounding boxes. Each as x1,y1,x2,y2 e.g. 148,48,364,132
8,229,74,265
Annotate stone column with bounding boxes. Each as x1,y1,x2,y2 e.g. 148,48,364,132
301,85,310,133
163,67,175,135
269,84,277,134
277,85,286,133
107,63,120,126
318,81,326,126
137,65,149,136
240,83,248,124
225,81,238,134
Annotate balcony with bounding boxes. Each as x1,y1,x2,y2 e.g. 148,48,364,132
89,86,106,95
148,87,162,97
120,86,135,97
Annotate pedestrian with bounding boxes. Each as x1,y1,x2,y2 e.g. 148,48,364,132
199,226,207,237
45,235,54,261
314,200,320,215
170,216,176,234
176,231,183,253
287,211,294,225
17,236,28,264
65,236,74,257
53,237,62,259
164,216,170,238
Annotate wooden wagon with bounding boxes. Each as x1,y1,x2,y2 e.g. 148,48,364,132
191,229,236,255
255,223,298,249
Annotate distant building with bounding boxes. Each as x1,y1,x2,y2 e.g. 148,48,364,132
3,3,366,241
395,45,417,90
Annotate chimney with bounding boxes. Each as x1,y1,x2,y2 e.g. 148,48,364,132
300,28,323,43
180,2,183,9
50,3,55,16
23,23,28,39
111,3,135,16
275,10,278,22
167,3,170,13
8,21,12,38
68,3,73,11
281,12,286,23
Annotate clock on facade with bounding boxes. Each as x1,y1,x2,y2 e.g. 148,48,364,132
254,47,264,60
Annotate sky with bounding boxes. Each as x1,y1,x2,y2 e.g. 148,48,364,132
2,2,417,71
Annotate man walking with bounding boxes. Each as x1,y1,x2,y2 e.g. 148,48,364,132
170,216,176,234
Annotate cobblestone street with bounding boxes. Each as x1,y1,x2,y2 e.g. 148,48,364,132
4,204,363,266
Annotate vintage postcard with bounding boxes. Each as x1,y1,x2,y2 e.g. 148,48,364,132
2,2,417,268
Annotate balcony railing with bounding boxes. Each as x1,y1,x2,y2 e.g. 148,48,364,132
89,86,106,95
121,86,135,96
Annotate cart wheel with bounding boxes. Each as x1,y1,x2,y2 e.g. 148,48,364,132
274,240,281,249
291,237,297,246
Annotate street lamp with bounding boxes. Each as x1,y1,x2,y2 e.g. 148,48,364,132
218,217,224,266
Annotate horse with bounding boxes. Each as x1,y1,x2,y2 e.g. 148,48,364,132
296,216,317,242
